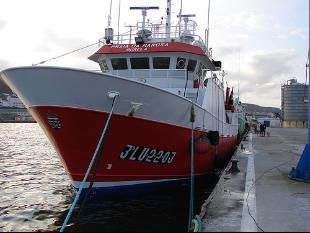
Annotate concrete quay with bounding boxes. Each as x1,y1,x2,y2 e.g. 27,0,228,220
201,128,310,232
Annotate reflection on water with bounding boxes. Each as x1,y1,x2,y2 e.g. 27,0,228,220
0,124,217,232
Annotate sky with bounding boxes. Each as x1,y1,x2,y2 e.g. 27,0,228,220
0,0,308,108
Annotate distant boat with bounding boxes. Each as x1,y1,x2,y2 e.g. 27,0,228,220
0,0,239,194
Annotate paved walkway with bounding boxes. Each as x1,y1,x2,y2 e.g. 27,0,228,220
202,128,310,232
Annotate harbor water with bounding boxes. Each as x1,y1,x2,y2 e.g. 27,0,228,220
0,123,217,232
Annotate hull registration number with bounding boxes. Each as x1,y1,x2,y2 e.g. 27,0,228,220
120,145,176,164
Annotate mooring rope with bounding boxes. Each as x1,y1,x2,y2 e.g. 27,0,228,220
60,94,119,232
192,215,202,232
72,95,119,230
32,42,100,66
188,104,203,232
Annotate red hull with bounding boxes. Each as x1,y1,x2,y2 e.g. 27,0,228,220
30,106,237,187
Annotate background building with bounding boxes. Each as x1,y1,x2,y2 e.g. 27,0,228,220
0,93,35,122
0,93,25,108
257,117,281,128
281,79,308,128
0,108,35,122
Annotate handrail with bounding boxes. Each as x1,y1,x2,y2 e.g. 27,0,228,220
202,107,238,136
112,69,188,81
100,22,208,52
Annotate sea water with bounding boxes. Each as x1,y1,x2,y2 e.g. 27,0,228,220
0,123,215,232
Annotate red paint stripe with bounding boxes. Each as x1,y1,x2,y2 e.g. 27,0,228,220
94,42,206,56
30,106,237,183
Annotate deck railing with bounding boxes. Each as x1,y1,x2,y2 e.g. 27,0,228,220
100,23,208,53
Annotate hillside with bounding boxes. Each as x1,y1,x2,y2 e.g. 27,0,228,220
243,103,280,115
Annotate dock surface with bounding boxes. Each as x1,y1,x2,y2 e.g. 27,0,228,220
202,128,310,232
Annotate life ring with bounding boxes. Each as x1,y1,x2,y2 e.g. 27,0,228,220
177,59,186,69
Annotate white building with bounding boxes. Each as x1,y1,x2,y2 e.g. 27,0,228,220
0,94,25,108
257,117,281,128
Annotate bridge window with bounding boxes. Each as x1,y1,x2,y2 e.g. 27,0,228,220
153,57,170,69
130,58,150,69
176,58,186,69
111,58,128,70
187,59,197,72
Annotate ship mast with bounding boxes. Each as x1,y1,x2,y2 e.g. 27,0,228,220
117,0,121,43
104,0,114,44
108,0,113,28
178,0,183,36
166,0,172,39
206,0,211,54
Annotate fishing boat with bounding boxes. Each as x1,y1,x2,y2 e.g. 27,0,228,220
0,0,239,194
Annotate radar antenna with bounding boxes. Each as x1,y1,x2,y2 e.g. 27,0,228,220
130,7,160,30
130,6,159,45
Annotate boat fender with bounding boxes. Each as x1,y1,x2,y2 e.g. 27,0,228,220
194,135,211,154
203,79,208,87
190,105,195,123
193,79,199,88
207,131,220,146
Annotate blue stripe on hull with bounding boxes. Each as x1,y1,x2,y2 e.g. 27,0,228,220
72,178,192,200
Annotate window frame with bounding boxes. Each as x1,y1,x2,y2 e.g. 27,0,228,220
187,59,198,72
152,57,171,69
111,58,128,70
130,57,150,69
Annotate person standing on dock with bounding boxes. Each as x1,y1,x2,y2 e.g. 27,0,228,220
263,123,267,137
259,124,264,137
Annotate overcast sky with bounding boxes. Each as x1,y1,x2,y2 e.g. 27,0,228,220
0,0,308,107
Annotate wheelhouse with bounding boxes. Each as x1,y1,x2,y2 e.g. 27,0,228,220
88,6,223,104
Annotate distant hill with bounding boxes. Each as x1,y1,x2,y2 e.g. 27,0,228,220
0,78,12,94
243,103,280,115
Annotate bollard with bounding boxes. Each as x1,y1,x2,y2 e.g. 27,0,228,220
228,159,240,173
